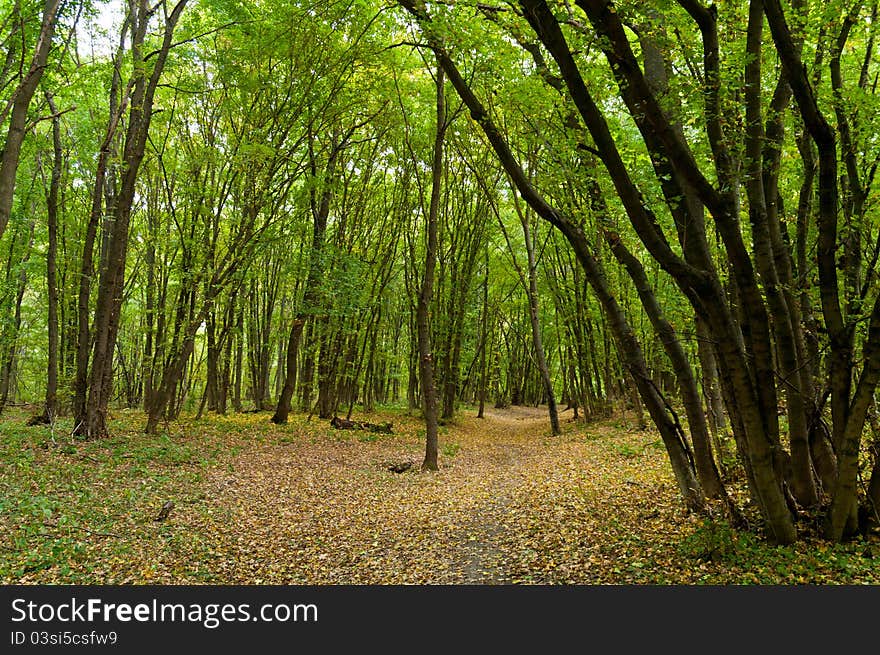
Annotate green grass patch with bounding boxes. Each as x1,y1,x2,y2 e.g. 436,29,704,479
0,409,238,583
678,518,880,584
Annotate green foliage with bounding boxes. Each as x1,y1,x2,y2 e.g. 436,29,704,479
613,442,642,459
0,410,225,582
679,518,880,584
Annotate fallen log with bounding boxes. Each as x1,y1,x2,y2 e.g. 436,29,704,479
330,416,358,430
330,416,393,434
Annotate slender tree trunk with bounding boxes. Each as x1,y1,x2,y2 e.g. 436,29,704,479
233,304,243,412
0,220,34,411
861,402,880,530
743,2,817,507
143,213,157,412
218,291,236,414
76,0,188,438
520,208,560,435
317,319,342,419
32,93,62,424
604,229,724,498
418,62,447,471
696,317,727,461
477,247,489,419
396,5,709,508
763,0,867,541
0,0,62,241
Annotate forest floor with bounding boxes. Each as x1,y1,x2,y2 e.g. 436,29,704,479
1,404,879,584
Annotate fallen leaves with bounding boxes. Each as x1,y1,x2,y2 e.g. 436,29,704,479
1,406,878,585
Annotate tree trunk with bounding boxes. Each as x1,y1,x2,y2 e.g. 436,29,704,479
418,61,447,471
477,246,489,419
0,0,62,241
696,317,728,465
519,0,793,541
519,206,560,435
76,0,188,438
233,304,244,412
33,93,62,424
604,229,724,498
0,219,34,411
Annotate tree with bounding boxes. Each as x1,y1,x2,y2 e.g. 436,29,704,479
74,0,188,438
29,91,62,425
0,0,63,242
416,61,446,471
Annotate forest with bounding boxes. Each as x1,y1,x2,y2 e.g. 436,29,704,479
1,0,879,585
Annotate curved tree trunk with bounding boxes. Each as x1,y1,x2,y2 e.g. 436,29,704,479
604,229,724,498
0,0,62,241
0,218,34,412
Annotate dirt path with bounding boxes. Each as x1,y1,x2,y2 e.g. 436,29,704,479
453,408,545,583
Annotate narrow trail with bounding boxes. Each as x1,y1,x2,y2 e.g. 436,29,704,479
453,407,549,583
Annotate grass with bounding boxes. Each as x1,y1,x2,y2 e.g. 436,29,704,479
0,409,244,582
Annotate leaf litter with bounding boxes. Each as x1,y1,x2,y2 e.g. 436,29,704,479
2,405,878,584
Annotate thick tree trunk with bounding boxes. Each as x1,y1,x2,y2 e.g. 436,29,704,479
76,0,188,438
